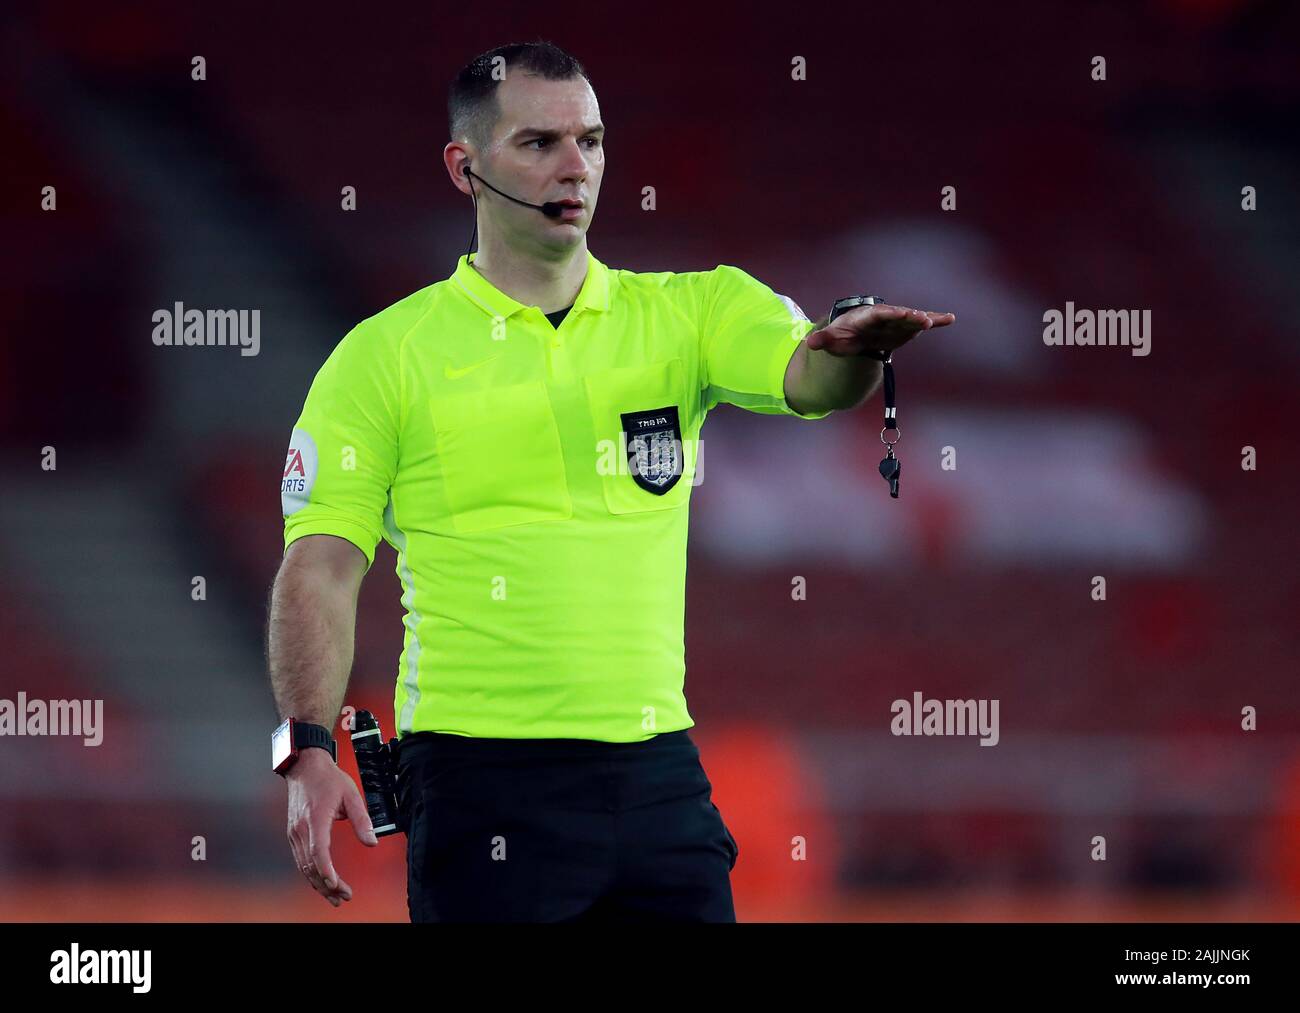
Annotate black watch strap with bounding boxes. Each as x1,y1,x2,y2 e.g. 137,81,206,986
294,721,337,763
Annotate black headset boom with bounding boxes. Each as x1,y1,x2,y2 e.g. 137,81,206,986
462,165,567,259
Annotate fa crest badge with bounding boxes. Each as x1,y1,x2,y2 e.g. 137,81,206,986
620,405,684,495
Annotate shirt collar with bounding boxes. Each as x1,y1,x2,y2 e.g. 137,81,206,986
451,249,610,321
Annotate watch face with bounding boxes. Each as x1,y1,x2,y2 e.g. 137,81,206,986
272,718,294,771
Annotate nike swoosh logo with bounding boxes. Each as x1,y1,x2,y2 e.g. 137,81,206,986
444,357,499,379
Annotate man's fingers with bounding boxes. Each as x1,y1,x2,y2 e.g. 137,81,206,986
342,780,380,846
307,829,338,889
306,865,336,905
301,849,333,899
869,318,929,338
307,815,351,903
287,826,307,879
290,825,335,903
809,304,954,355
880,305,955,327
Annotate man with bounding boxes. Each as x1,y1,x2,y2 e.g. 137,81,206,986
268,40,954,922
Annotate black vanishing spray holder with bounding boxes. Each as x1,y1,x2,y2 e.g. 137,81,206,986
350,710,404,837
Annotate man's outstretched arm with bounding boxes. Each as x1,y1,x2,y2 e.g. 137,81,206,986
267,533,378,907
784,304,956,416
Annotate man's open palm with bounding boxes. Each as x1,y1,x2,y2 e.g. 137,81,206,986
806,304,956,357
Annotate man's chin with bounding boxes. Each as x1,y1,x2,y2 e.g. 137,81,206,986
538,222,588,250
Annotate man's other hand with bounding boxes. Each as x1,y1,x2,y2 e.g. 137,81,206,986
284,747,378,907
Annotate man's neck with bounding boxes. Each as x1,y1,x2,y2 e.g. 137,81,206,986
470,237,588,315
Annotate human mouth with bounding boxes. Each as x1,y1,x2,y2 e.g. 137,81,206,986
553,198,586,220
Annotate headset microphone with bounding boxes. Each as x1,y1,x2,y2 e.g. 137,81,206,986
463,166,567,258
466,168,565,218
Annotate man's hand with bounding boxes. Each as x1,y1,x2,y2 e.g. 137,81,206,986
785,303,956,414
285,747,378,907
805,303,956,357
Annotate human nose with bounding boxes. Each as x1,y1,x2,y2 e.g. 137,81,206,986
557,137,591,180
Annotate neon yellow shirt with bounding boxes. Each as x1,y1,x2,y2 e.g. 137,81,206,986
282,250,830,741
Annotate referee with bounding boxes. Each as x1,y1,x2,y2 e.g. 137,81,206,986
267,41,954,922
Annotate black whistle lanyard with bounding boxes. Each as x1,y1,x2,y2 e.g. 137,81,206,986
826,295,901,498
875,352,900,498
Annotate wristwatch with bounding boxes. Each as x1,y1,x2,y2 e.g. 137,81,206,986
272,718,337,775
829,295,891,360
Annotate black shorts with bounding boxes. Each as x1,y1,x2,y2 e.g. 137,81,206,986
394,728,739,922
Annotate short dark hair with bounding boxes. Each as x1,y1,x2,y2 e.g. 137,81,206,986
448,40,591,152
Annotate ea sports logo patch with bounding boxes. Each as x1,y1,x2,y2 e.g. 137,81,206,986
282,428,318,515
284,449,306,480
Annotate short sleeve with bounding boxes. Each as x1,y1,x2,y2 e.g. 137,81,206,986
699,264,832,420
281,322,401,571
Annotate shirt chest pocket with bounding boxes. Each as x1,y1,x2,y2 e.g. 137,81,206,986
429,380,572,533
584,357,697,515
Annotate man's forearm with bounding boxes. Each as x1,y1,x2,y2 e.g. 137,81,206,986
785,316,884,415
266,561,358,728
